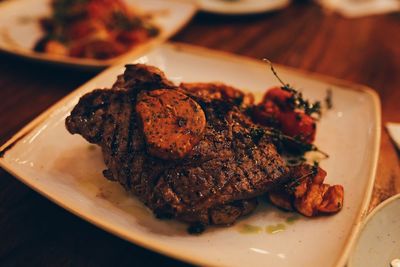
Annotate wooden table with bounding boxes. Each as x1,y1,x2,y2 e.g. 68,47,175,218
0,3,399,266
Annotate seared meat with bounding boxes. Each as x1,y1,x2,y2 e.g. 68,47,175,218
179,198,258,226
112,64,175,92
180,82,254,106
66,64,289,228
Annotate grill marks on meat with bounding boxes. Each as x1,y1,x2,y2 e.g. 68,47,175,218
65,64,289,228
153,102,287,215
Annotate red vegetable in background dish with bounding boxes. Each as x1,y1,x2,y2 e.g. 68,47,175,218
34,0,159,60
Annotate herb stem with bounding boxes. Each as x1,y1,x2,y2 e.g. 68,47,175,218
311,145,330,158
262,59,288,88
254,127,329,158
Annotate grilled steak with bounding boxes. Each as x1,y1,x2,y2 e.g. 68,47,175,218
66,64,289,229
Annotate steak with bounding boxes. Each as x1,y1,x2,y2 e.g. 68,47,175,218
66,64,289,230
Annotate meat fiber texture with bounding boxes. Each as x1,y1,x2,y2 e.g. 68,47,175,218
66,64,289,228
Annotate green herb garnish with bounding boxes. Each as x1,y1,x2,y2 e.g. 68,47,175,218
263,59,322,117
249,127,329,158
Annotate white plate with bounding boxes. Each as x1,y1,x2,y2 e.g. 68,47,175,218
348,194,400,267
0,0,196,69
0,43,381,267
386,122,400,150
195,0,290,15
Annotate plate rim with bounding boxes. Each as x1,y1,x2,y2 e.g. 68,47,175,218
0,42,382,267
0,0,198,69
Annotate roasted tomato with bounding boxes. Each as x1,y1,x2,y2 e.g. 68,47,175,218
254,87,316,143
278,111,316,143
262,87,293,111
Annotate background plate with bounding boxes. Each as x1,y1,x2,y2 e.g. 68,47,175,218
0,43,380,267
0,0,196,69
195,0,290,15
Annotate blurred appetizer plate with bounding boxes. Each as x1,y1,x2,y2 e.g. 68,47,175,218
195,0,290,15
0,0,196,69
0,43,380,267
348,194,400,267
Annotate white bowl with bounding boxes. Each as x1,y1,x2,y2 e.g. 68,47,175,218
348,194,400,267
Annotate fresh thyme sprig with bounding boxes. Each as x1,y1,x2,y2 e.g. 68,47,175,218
262,59,322,117
269,128,329,158
250,127,329,158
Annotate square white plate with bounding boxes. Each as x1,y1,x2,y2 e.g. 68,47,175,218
0,0,196,69
0,43,381,267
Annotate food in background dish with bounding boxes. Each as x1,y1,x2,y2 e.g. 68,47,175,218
65,64,343,233
34,0,159,60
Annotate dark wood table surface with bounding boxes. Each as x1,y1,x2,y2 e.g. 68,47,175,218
1,3,399,266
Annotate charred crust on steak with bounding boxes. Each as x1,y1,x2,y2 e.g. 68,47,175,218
112,64,176,93
180,82,254,107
